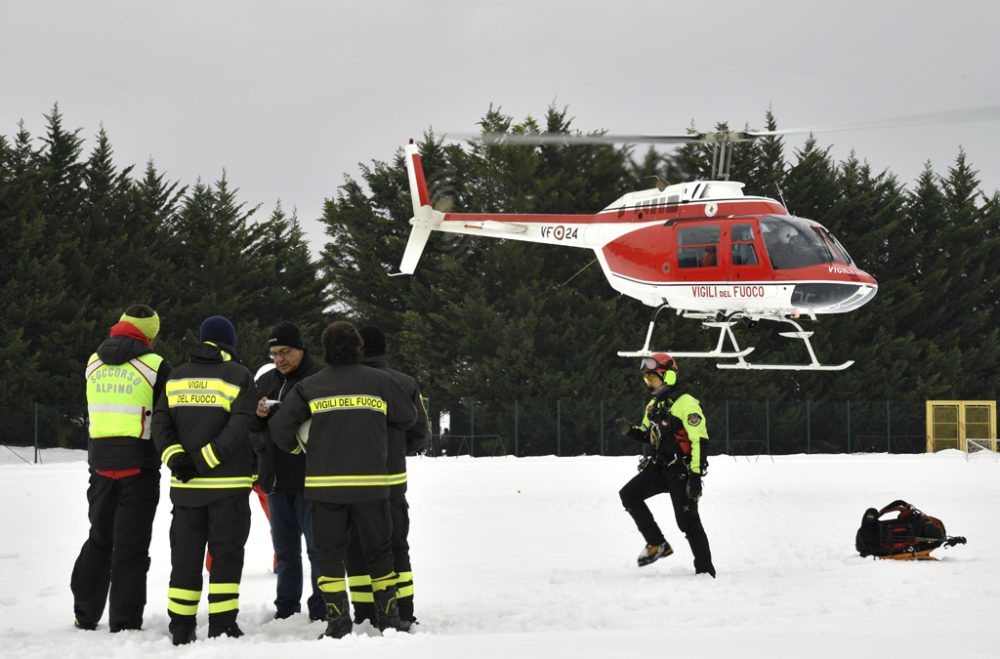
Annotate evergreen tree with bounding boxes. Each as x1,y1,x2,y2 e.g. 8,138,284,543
747,109,786,199
128,160,187,307
938,152,999,397
0,126,58,403
20,109,92,407
244,203,326,365
155,175,259,361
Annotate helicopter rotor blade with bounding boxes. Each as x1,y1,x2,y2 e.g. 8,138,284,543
463,132,704,146
746,104,1000,138
448,105,1000,148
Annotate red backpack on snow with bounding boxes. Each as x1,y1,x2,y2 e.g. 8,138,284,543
855,500,966,560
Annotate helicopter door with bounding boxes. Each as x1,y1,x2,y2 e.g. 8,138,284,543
726,222,770,280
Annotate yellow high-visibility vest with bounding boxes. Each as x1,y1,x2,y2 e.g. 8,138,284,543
85,352,163,439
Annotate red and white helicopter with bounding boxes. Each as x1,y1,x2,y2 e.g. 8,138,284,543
393,108,999,371
396,133,873,371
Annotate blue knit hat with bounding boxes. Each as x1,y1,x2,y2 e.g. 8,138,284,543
200,315,237,347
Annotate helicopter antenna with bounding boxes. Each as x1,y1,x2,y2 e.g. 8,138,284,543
775,183,790,214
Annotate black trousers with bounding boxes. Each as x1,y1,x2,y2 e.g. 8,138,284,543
312,498,395,617
619,461,713,571
167,494,251,630
345,487,413,619
71,468,160,629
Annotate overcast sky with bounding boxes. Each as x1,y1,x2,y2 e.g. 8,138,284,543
4,1,999,252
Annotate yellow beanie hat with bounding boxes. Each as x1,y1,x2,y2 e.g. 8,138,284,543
120,305,160,340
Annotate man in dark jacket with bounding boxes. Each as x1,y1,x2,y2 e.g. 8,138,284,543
345,326,429,626
270,321,417,639
152,315,257,645
72,304,171,633
251,321,325,621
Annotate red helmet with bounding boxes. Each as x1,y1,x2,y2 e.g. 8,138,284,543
640,353,678,385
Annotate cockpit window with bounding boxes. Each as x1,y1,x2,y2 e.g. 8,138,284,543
760,216,835,270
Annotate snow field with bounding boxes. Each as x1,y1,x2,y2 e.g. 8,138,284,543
0,449,997,658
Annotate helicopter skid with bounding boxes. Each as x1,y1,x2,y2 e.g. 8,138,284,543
618,346,755,359
717,360,854,371
617,305,852,371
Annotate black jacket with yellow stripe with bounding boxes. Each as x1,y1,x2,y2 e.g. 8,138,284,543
269,362,418,504
151,341,257,506
360,355,430,492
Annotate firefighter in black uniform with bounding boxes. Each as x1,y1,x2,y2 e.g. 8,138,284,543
615,353,716,577
269,321,418,639
251,321,325,620
152,315,257,645
345,326,430,626
72,305,171,632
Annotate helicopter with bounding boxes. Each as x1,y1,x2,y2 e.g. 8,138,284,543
392,107,1000,371
394,134,872,371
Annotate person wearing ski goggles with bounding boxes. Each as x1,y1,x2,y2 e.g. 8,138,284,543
613,353,716,577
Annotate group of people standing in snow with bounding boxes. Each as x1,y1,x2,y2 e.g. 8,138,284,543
71,304,714,646
71,305,428,645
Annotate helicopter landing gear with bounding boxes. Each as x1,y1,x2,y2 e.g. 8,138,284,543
715,316,853,371
617,306,853,371
617,306,754,361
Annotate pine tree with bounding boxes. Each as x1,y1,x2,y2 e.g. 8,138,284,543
938,152,999,397
26,108,93,407
747,109,786,199
0,127,53,404
244,204,326,365
155,175,259,360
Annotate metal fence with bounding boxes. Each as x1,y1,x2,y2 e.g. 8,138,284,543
424,399,930,457
0,400,941,463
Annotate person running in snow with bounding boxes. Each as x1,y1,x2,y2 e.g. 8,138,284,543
614,353,715,577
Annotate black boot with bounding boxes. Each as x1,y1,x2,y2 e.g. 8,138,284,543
319,593,352,640
686,527,714,577
208,622,243,638
374,588,411,633
353,602,376,626
170,623,197,646
74,618,97,631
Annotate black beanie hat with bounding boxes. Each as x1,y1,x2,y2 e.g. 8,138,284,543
200,315,237,347
359,326,386,357
267,321,305,350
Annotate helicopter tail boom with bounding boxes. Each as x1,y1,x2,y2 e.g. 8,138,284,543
397,142,608,274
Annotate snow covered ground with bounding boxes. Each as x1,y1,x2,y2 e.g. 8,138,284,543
1,448,997,658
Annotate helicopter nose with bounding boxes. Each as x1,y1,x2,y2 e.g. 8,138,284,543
790,282,878,312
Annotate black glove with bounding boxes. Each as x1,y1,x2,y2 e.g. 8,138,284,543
171,454,198,483
614,417,633,437
686,472,703,500
176,464,198,483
